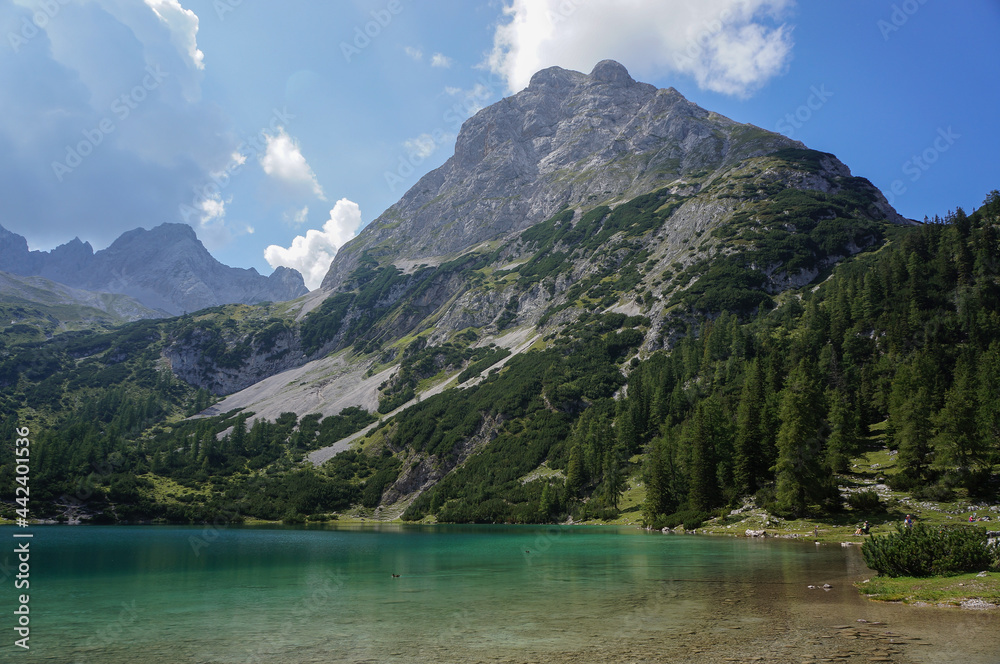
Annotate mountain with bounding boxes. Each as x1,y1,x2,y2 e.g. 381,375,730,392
4,61,995,530
322,59,903,290
0,270,162,344
0,223,308,316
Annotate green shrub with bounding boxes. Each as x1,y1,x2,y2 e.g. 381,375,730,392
660,509,712,530
861,524,998,577
847,489,883,512
909,484,955,502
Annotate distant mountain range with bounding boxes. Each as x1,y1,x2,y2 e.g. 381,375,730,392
0,223,307,316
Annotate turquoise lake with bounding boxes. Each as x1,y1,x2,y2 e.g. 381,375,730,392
2,524,998,663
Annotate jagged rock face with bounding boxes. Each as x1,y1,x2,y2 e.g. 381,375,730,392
0,223,308,315
0,225,43,275
322,60,800,290
164,325,305,395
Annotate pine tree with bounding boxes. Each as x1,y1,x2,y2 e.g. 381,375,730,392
933,356,980,469
565,444,585,499
774,360,830,516
601,445,624,509
889,361,935,487
825,388,860,473
734,358,766,495
687,397,727,511
642,436,677,523
538,481,554,519
975,342,1000,465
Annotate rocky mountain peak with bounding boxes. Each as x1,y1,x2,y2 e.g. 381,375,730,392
322,61,799,290
526,64,585,90
589,59,636,84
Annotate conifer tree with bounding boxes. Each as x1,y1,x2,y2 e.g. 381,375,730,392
642,435,677,523
933,355,980,468
565,444,585,498
975,342,1000,465
889,361,935,487
774,360,829,516
687,396,728,511
734,358,766,495
825,388,860,473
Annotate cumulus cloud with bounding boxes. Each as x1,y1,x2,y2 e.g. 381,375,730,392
264,199,362,290
143,0,205,70
0,0,233,250
404,46,423,61
260,127,326,200
430,53,453,68
487,0,795,97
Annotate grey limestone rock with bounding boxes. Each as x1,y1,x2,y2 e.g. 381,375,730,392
322,60,804,290
0,222,308,315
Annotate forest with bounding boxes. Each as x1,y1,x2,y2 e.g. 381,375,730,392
1,188,998,526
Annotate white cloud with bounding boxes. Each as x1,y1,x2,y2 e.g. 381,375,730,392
264,199,362,290
143,0,205,70
405,46,424,61
403,132,456,160
196,195,226,223
487,0,795,97
260,127,326,200
431,53,453,68
284,205,309,227
444,83,496,119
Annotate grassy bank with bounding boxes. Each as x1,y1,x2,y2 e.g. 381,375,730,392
856,572,1000,608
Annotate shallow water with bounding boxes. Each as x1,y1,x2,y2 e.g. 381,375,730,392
4,524,998,663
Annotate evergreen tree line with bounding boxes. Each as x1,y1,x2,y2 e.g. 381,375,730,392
637,194,1000,523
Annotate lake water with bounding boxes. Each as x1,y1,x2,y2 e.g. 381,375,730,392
4,524,998,663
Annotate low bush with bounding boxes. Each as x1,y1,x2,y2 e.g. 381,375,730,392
847,489,883,512
909,484,956,503
862,524,998,577
659,509,712,531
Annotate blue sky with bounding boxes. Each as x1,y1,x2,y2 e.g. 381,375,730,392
1,0,997,289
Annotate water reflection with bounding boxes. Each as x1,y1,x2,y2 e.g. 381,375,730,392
18,525,1000,663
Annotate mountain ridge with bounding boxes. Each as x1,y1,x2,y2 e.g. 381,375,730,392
321,59,904,291
0,222,308,316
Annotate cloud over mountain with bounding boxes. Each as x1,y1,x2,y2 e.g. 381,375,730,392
264,198,361,290
487,0,794,97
